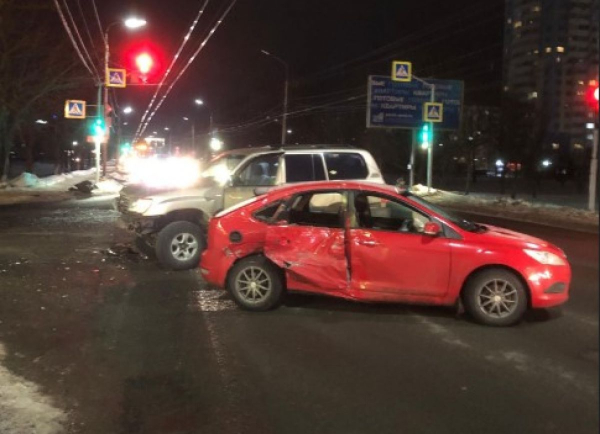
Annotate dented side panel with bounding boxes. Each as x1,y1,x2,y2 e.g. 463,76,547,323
264,225,349,294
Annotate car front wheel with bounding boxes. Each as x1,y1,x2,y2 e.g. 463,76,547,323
463,269,528,327
155,221,204,270
227,256,284,311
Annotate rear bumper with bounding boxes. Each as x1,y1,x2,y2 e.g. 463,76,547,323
200,248,235,288
526,264,571,309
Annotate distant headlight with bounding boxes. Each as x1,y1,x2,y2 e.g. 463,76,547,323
523,249,566,265
129,199,153,214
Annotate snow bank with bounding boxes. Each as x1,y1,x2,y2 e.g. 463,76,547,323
0,343,66,434
414,185,598,231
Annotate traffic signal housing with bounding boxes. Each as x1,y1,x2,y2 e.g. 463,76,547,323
586,82,599,112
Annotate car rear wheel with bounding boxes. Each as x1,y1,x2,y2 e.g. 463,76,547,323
155,221,204,270
463,269,527,327
227,256,284,311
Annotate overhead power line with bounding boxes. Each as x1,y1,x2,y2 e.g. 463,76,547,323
76,0,103,67
136,0,212,139
61,0,101,79
52,0,98,82
135,0,239,142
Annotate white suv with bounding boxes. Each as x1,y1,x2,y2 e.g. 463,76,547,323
117,146,384,270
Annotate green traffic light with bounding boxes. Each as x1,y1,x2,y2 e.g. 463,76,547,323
92,118,105,136
420,124,430,147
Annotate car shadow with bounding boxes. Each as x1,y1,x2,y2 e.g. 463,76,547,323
281,292,563,326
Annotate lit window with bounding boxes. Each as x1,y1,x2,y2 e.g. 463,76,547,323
556,46,565,52
578,80,585,85
514,21,523,28
528,92,538,99
545,47,552,53
533,49,539,54
507,18,512,24
532,5,541,12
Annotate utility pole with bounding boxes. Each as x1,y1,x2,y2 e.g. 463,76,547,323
95,84,102,184
281,71,289,145
103,32,110,178
589,128,598,212
261,50,289,145
409,129,417,189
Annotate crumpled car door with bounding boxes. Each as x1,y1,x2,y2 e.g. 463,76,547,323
264,225,349,294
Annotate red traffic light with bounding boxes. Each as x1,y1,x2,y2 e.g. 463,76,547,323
135,53,153,74
586,81,599,112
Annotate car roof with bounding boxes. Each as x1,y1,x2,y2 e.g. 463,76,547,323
215,144,366,157
265,180,398,197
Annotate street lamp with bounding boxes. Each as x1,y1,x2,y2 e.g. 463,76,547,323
124,17,147,29
210,137,223,152
72,141,78,146
260,49,289,144
123,106,133,114
190,98,213,152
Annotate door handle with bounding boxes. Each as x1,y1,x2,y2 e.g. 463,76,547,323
358,239,379,246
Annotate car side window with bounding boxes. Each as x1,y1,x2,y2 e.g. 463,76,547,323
288,192,345,228
253,200,286,223
324,153,368,180
233,154,279,186
353,193,430,234
285,154,326,183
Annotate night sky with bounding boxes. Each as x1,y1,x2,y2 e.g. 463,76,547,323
83,0,505,145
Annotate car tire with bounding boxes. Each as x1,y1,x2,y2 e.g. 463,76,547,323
155,221,204,271
134,235,155,257
227,256,284,311
463,269,528,327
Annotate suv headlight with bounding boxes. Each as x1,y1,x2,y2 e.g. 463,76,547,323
129,199,153,214
523,249,566,265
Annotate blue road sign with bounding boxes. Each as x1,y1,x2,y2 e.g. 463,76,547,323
367,75,463,130
64,100,86,119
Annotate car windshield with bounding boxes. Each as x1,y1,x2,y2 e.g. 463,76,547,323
202,154,247,179
404,193,486,233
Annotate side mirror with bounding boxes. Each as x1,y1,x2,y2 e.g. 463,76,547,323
254,186,270,196
423,221,442,236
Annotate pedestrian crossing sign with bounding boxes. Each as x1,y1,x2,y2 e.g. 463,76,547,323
64,100,86,119
424,102,443,122
392,61,412,82
106,68,127,88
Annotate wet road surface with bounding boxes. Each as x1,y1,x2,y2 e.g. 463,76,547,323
0,197,597,433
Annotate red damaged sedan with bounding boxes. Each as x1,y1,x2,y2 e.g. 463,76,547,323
200,181,571,326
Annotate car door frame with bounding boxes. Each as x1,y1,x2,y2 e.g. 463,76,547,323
347,189,453,300
262,189,352,295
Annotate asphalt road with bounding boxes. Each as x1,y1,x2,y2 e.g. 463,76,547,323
0,196,597,434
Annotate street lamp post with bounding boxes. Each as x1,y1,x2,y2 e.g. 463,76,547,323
261,50,289,145
100,17,146,179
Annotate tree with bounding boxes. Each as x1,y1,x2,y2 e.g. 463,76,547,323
0,0,89,181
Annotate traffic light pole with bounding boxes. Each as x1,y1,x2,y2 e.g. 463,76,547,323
427,84,435,191
589,128,598,212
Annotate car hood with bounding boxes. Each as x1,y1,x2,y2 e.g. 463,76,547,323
121,177,218,201
476,224,559,252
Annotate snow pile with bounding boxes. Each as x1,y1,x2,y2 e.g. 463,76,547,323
411,184,437,196
0,343,66,434
8,172,41,188
7,169,98,190
414,186,598,230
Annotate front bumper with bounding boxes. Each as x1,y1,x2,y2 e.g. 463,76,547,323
119,211,159,234
526,264,571,308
